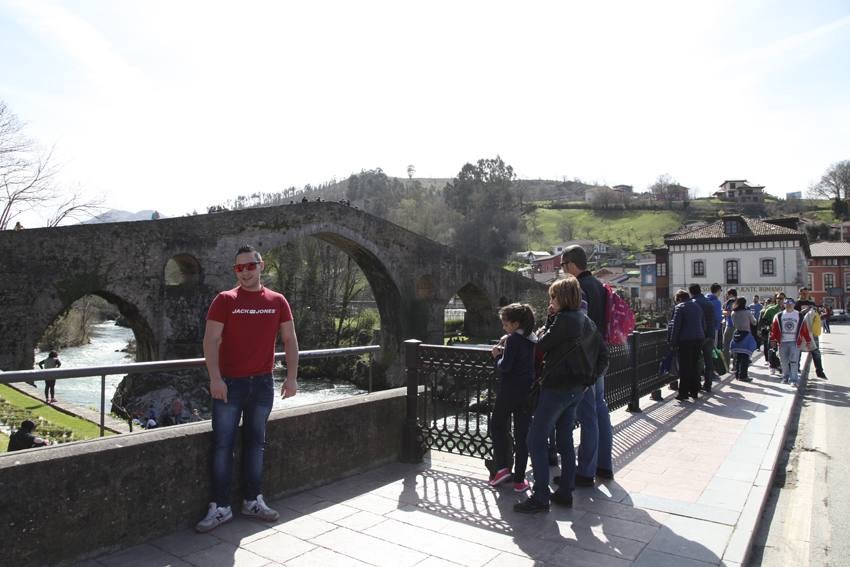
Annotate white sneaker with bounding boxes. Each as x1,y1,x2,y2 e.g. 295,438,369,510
195,503,232,533
242,494,279,522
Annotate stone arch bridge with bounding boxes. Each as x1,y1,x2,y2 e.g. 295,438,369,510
0,202,546,385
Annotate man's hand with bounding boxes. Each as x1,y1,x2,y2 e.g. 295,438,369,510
282,377,297,399
210,376,228,403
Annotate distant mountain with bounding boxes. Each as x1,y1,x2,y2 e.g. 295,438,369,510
83,209,165,224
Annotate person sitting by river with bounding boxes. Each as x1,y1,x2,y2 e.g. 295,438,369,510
38,351,61,403
7,419,49,451
144,409,159,429
160,399,188,426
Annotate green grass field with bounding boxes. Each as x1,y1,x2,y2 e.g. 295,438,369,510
529,209,684,252
0,384,110,452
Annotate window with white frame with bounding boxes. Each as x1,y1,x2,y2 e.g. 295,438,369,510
693,260,705,277
726,260,739,284
808,273,814,290
824,272,835,290
761,258,775,276
724,219,739,235
825,258,838,266
656,263,666,276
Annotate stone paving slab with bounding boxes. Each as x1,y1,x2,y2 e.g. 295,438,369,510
80,351,805,566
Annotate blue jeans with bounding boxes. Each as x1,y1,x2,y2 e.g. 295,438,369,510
212,374,274,506
778,342,800,385
577,372,613,478
527,387,584,504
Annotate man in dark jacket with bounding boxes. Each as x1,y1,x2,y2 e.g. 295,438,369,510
7,419,48,452
670,289,706,399
560,245,613,486
689,284,717,392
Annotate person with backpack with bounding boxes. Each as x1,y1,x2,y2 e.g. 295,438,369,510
515,276,607,513
488,303,538,492
669,289,705,400
730,297,758,382
560,245,617,487
769,298,813,387
689,284,717,392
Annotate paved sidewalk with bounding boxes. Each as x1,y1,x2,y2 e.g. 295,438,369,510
80,354,801,567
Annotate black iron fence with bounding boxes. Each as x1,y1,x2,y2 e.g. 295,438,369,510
401,330,669,462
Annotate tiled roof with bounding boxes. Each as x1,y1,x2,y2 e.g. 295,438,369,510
809,242,850,257
665,216,803,242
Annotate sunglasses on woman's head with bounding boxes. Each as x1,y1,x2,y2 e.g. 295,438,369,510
233,262,261,273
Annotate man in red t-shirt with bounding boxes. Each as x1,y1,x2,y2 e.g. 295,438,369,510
195,245,299,533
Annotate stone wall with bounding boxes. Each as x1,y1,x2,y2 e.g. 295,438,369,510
0,388,407,567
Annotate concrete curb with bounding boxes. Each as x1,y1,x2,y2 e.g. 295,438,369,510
720,352,808,566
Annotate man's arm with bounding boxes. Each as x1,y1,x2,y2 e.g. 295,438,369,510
280,319,299,398
203,320,227,403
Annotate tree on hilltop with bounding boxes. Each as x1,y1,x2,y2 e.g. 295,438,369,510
808,160,850,220
443,156,525,260
346,168,405,218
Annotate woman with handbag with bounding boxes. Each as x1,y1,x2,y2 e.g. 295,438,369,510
730,297,758,382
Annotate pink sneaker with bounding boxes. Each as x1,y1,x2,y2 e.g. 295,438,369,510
488,468,511,487
513,480,530,492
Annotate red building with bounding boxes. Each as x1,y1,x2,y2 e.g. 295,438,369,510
531,254,561,273
807,242,850,309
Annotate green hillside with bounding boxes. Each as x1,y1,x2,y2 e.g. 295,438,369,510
528,209,684,252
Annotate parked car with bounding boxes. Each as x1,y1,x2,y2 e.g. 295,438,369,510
830,308,848,322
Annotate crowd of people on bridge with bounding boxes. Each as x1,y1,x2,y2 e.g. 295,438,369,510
665,284,826,398
480,245,833,516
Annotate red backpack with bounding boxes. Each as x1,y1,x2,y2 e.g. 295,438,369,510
603,283,635,345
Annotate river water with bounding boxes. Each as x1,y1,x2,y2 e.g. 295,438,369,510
34,322,366,411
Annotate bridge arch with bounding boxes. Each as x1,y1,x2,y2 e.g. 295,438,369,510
32,287,157,364
163,253,202,288
234,222,404,370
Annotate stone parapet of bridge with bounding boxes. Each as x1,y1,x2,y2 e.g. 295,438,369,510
0,388,407,567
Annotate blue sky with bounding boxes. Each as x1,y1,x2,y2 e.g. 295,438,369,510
2,0,849,222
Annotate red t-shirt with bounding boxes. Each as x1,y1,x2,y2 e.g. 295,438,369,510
206,286,293,378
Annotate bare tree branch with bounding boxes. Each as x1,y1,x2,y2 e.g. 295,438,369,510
46,190,104,227
1,100,101,229
808,160,850,202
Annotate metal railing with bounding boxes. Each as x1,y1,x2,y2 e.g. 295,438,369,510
401,331,669,462
0,346,381,437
